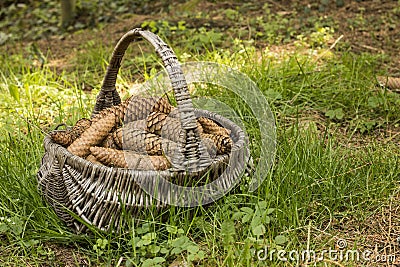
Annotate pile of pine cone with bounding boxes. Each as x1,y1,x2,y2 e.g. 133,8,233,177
50,96,232,171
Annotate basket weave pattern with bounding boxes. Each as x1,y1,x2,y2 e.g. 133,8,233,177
37,29,247,232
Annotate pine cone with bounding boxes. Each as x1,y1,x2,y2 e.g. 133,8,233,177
377,76,400,90
86,154,103,165
114,125,187,160
89,146,127,168
199,137,217,158
101,133,119,149
200,133,232,155
146,112,186,143
50,130,74,147
91,96,174,127
72,118,92,136
90,147,170,170
68,112,116,158
112,128,123,149
150,96,173,114
125,96,174,122
197,117,230,137
50,118,92,147
124,120,147,130
91,102,126,127
117,128,163,155
146,112,168,134
112,120,146,149
196,121,203,134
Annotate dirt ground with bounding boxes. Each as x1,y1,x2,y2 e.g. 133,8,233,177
7,0,397,76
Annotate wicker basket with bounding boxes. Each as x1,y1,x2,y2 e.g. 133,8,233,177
37,28,248,232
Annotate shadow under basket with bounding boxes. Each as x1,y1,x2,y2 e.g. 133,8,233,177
37,28,249,233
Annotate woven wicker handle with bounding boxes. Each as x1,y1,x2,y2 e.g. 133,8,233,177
92,28,201,169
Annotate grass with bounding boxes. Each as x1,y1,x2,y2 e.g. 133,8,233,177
1,8,400,267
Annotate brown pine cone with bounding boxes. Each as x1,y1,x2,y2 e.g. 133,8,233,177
124,120,147,131
200,133,232,155
125,96,174,122
68,112,116,158
116,128,163,155
196,121,203,134
72,118,92,136
113,125,183,162
50,118,92,147
101,133,119,149
90,146,127,168
197,117,230,137
146,112,168,134
146,112,186,143
50,130,74,147
199,137,217,158
91,102,126,127
150,96,173,114
112,120,148,149
113,125,186,160
112,128,123,149
86,154,103,165
90,146,170,170
377,76,400,90
91,96,174,127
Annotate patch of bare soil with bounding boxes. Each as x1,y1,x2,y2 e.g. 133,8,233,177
30,14,154,72
332,1,400,74
268,0,400,74
6,0,397,75
45,243,89,267
290,194,400,266
328,194,400,266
